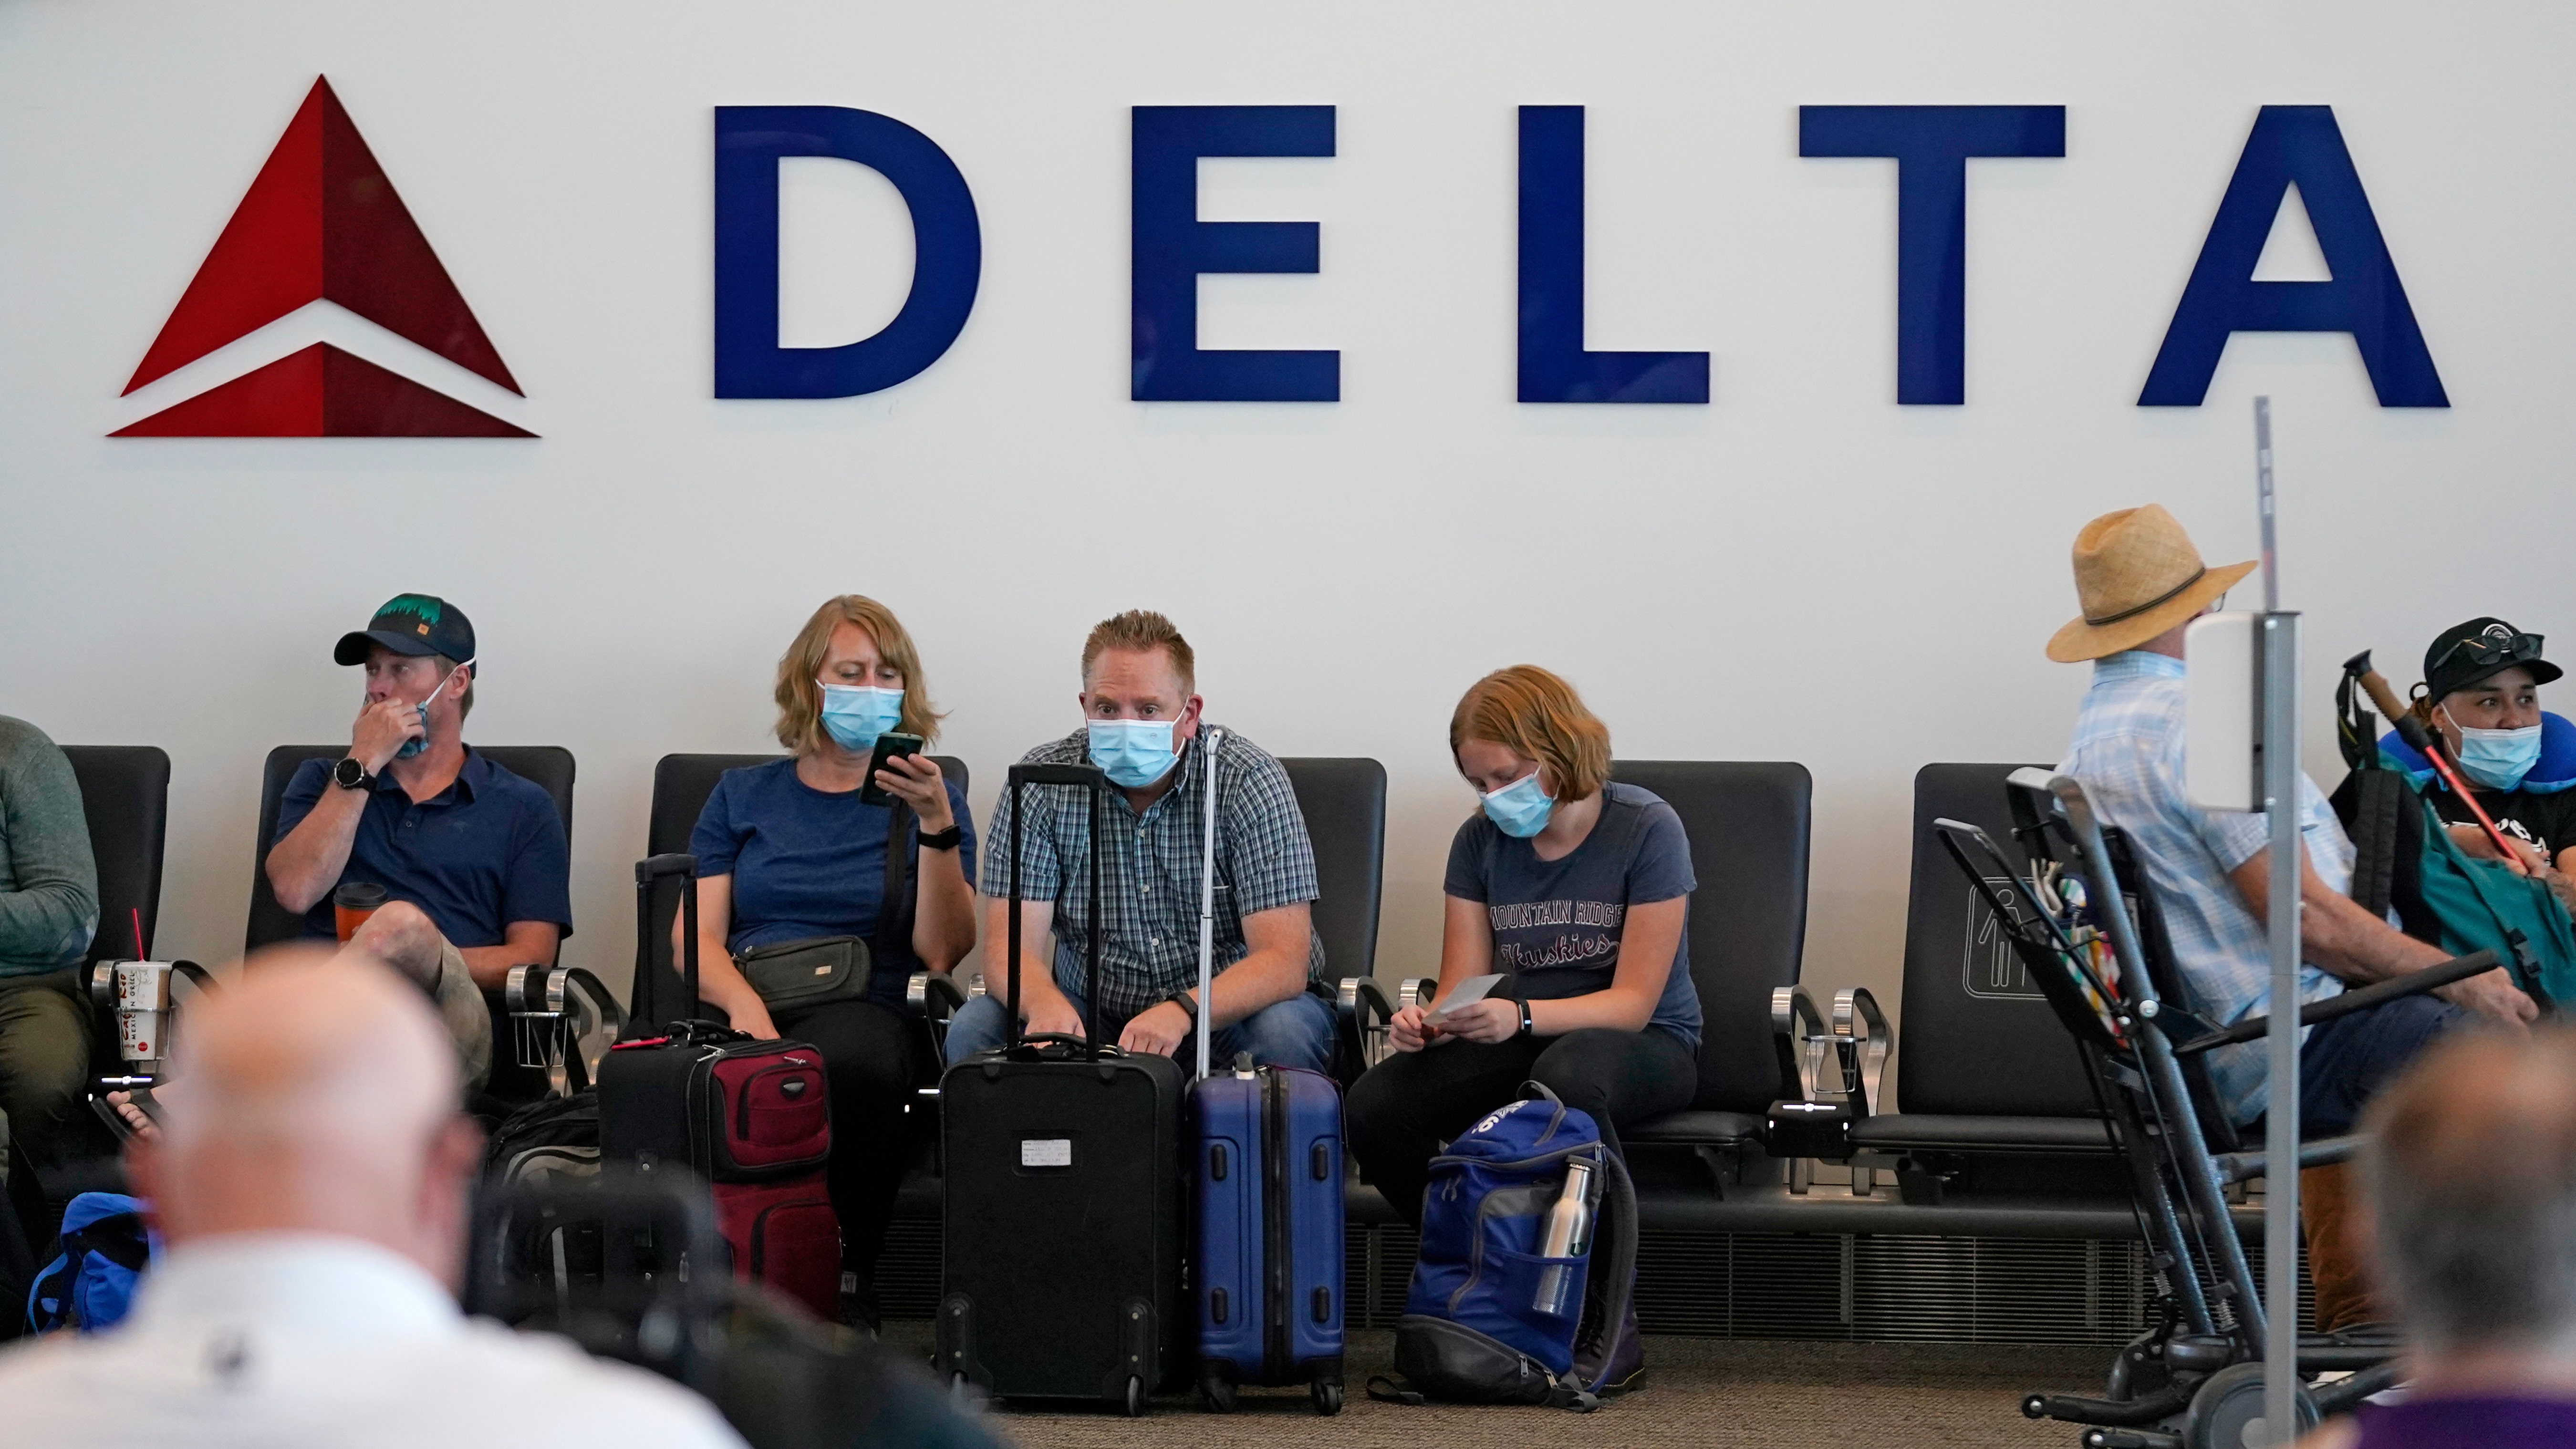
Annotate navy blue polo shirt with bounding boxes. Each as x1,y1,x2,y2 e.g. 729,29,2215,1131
274,747,574,947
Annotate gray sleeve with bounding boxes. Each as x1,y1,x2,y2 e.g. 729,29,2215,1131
1224,747,1319,917
0,727,99,971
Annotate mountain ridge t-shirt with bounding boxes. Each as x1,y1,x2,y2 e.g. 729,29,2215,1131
1443,780,1702,1052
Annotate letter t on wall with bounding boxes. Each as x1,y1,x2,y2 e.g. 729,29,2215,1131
1797,105,2065,404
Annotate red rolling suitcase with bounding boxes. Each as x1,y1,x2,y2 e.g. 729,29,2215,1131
599,853,841,1322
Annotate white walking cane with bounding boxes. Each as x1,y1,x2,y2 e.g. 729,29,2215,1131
1195,727,1224,1083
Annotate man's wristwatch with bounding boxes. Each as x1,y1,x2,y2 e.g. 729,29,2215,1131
332,756,375,792
1160,990,1199,1023
917,823,964,851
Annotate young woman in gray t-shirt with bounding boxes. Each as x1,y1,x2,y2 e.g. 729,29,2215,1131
1345,664,1703,1238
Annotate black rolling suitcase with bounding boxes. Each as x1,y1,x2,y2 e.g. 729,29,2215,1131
935,761,1186,1416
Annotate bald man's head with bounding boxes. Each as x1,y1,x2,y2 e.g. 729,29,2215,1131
2363,1028,2576,1357
133,946,484,1285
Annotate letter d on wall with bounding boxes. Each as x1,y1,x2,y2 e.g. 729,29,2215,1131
714,106,981,398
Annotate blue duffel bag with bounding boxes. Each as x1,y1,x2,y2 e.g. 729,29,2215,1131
1370,1085,1637,1411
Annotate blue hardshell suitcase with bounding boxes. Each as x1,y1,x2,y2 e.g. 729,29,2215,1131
1193,1058,1346,1414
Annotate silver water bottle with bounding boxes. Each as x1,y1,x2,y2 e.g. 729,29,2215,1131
1532,1156,1597,1317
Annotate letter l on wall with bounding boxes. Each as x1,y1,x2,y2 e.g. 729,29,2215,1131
714,106,982,399
1517,105,1709,404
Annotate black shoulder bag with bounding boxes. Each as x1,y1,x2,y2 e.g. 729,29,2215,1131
733,802,916,1010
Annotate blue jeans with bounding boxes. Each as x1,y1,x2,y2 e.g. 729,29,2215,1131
941,985,1336,1072
2294,992,2468,1138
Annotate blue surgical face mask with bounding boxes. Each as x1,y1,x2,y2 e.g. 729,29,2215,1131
2444,706,2544,791
1088,719,1178,789
1479,770,1555,838
818,683,905,754
394,657,474,760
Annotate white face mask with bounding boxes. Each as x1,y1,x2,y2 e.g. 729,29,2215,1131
395,656,474,760
2441,704,2544,791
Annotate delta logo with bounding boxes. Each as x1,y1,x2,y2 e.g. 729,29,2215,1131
114,77,532,438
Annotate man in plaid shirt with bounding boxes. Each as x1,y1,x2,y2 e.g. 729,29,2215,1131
942,610,1335,1069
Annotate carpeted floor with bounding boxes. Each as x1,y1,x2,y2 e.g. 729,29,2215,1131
884,1324,2110,1449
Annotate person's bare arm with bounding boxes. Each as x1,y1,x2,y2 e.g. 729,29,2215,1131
983,896,1079,1037
874,755,977,971
268,700,426,914
2227,846,2535,1024
1530,897,1685,1035
1119,901,1317,1056
456,922,561,992
1389,897,1497,1052
666,873,776,1039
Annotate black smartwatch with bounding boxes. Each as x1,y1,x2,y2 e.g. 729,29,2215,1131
1516,999,1535,1038
1160,990,1199,1024
332,756,375,792
917,823,964,851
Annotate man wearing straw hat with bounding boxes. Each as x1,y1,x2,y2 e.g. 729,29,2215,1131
2053,505,2535,1330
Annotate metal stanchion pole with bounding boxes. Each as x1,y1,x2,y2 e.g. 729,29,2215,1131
2254,397,2303,1444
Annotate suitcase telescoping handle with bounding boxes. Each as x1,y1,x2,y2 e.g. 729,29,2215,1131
1006,762,1108,1058
1194,728,1223,1083
634,853,699,1025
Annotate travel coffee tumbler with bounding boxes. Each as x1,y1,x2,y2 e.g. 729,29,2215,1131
334,881,387,942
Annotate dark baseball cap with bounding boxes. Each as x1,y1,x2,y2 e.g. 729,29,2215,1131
2424,616,2561,702
334,593,476,666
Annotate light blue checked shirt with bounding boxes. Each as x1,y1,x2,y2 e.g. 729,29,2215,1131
2061,651,2350,1124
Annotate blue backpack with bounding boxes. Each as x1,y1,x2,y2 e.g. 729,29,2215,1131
1372,1087,1637,1411
28,1192,152,1334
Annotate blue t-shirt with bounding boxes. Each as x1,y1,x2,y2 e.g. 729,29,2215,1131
274,748,574,947
1443,781,1703,1053
688,757,979,1007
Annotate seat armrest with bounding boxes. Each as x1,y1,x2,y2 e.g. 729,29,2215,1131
1770,985,1828,1101
908,971,968,1018
1832,987,1890,1116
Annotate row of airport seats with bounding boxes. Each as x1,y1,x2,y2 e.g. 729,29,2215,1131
44,745,2228,1263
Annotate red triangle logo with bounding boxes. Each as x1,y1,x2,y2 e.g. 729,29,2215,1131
113,344,533,437
120,76,525,426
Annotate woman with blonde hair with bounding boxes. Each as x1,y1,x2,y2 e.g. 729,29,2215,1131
1346,667,1700,1386
684,594,977,1328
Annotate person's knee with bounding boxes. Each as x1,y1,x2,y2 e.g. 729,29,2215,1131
1528,1030,1628,1113
349,901,444,988
942,996,1007,1064
1234,993,1333,1072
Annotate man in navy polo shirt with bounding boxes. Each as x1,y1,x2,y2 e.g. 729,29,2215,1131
264,594,572,1091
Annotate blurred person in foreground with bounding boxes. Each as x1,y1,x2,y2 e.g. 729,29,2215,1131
2304,1029,2576,1447
0,946,744,1449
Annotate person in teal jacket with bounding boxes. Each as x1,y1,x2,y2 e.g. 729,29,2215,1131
0,715,99,1177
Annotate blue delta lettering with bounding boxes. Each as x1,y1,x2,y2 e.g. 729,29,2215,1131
711,103,2444,409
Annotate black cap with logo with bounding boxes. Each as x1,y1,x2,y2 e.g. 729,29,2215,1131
2424,616,2561,703
334,594,476,666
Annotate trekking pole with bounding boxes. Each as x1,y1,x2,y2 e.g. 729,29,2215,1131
1195,729,1223,1083
2345,651,2525,868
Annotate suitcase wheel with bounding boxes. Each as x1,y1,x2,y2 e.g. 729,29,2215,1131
1123,1375,1147,1418
1200,1374,1238,1414
1311,1379,1344,1416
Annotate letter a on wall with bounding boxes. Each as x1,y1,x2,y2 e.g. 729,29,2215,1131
2140,106,2446,407
714,107,982,398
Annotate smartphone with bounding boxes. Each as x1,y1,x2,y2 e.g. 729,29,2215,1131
859,733,926,807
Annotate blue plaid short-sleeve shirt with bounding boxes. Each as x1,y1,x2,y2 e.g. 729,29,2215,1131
2061,651,2351,1124
979,725,1327,1025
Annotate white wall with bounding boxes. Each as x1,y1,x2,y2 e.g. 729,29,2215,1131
5,2,2570,1100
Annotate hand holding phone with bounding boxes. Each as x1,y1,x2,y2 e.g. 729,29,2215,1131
859,733,926,808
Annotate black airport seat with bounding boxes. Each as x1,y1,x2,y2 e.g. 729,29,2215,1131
637,752,970,1026
1279,757,1386,992
245,744,577,950
1610,762,1814,1171
61,746,172,969
244,745,577,1107
1846,764,2121,1203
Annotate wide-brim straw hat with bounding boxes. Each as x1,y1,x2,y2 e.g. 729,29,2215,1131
2046,504,2257,663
